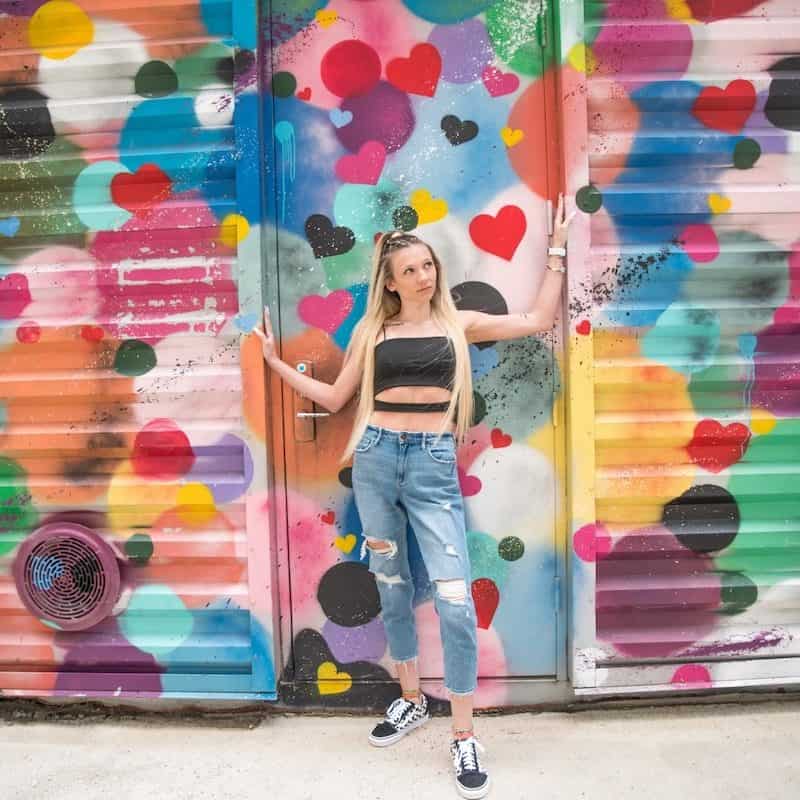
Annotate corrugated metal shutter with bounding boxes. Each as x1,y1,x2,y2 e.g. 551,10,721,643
567,0,800,692
0,0,274,698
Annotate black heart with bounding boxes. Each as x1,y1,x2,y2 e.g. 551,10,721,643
441,114,478,146
304,214,356,259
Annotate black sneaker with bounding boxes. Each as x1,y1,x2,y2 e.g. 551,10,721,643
450,736,490,799
368,693,430,747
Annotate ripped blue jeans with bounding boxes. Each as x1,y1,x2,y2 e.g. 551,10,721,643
352,424,478,696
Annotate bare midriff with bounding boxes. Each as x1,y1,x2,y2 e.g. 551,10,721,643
370,385,456,433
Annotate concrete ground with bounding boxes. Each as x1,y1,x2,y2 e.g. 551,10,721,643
2,699,799,799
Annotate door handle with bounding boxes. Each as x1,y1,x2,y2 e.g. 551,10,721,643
293,361,328,441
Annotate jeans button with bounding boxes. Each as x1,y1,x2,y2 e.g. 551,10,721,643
399,433,406,442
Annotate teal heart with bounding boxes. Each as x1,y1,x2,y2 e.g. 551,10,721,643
469,344,498,379
234,312,259,332
329,108,353,129
0,217,20,238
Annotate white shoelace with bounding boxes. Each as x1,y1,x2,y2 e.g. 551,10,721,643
386,697,418,726
452,737,486,774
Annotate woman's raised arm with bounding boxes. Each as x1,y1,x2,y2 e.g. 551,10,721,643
252,306,363,413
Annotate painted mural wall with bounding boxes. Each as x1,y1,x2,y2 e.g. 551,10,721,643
564,0,800,692
3,0,799,707
0,0,276,699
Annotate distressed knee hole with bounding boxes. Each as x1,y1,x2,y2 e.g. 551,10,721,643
361,537,398,561
435,579,467,604
375,572,404,586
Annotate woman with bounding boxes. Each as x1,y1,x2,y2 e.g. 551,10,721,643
255,194,574,799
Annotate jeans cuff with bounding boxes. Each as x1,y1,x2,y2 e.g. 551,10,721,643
445,685,476,697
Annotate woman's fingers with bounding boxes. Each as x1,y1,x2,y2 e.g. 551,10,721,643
251,326,267,342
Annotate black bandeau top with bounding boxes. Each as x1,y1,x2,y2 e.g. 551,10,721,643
373,333,456,413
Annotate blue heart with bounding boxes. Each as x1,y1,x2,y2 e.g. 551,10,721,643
329,108,353,129
0,217,20,238
234,312,259,332
469,344,498,379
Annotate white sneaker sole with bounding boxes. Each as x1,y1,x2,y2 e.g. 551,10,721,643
367,713,430,747
455,775,491,799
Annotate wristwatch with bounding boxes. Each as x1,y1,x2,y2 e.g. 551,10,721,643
547,246,567,257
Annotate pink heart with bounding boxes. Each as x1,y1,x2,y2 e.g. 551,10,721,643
481,66,520,98
335,141,386,185
458,467,482,497
298,289,353,334
676,223,719,263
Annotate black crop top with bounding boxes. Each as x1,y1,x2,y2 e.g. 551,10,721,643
373,334,456,413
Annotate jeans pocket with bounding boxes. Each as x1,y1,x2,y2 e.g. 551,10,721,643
354,427,381,453
424,438,456,464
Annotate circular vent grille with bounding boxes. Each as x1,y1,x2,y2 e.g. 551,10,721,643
13,523,121,631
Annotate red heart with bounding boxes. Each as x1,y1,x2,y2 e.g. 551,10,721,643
111,164,172,213
687,419,751,473
298,289,354,334
335,141,386,185
320,510,335,525
490,428,512,448
458,467,482,497
576,320,591,336
691,79,756,134
686,0,763,22
471,578,499,629
296,87,311,101
469,205,526,261
386,43,441,97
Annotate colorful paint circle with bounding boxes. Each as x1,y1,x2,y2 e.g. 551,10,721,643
132,419,195,480
401,0,493,24
135,60,179,98
0,272,31,319
219,213,250,248
392,205,418,231
124,533,154,565
73,161,132,231
485,2,541,76
113,339,156,376
176,482,217,526
28,1,94,60
428,19,494,84
271,71,297,98
576,184,603,213
320,40,381,98
16,321,40,343
337,82,415,154
719,571,758,615
733,137,761,169
498,536,524,561
118,584,194,658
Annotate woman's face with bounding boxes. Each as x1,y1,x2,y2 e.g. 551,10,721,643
385,243,437,303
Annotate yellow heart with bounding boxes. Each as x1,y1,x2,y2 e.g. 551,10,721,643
708,193,731,214
315,9,338,28
409,189,448,225
335,533,357,554
500,127,525,148
317,661,352,695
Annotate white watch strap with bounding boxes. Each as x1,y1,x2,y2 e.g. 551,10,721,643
548,246,567,257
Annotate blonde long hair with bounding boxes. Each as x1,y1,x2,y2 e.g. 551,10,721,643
340,231,474,462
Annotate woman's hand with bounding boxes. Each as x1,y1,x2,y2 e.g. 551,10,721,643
550,193,576,249
252,305,278,365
